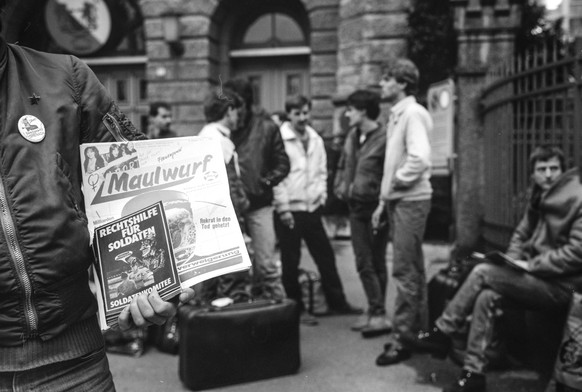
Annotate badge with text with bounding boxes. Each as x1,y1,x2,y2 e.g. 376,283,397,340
18,115,46,143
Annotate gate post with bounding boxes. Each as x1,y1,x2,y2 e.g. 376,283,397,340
451,0,525,255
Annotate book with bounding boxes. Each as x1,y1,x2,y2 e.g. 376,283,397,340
80,137,252,330
471,251,530,272
92,201,182,330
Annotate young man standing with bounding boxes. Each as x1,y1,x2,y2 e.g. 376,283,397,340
197,88,251,301
335,90,391,337
224,78,290,300
398,146,582,392
148,101,177,139
372,58,433,362
274,94,362,325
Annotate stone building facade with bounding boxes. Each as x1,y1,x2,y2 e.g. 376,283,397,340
2,0,410,137
1,0,529,249
138,0,410,136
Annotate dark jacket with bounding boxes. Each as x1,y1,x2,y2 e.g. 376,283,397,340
0,40,145,352
334,125,386,208
506,168,582,291
232,109,290,211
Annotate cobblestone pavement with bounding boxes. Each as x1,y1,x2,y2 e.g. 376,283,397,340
108,240,545,392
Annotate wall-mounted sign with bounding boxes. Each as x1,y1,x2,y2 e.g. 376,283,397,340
428,79,455,175
44,0,113,56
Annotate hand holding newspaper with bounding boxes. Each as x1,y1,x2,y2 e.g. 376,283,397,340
81,137,252,329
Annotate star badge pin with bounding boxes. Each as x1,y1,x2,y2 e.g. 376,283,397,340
28,93,41,105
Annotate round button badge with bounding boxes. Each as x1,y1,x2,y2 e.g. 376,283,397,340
18,115,46,143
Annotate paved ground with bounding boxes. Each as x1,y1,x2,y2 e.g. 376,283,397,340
108,240,547,392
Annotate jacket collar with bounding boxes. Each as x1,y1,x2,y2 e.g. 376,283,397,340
390,95,417,118
280,121,316,141
211,122,231,138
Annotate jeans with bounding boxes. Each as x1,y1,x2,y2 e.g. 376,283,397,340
390,199,431,340
274,209,349,312
349,207,390,316
0,346,115,392
245,206,284,296
436,263,572,374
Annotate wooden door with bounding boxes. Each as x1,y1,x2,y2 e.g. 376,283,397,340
231,56,309,115
92,65,149,133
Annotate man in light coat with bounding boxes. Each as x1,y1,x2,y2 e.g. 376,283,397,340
372,58,434,365
274,95,362,325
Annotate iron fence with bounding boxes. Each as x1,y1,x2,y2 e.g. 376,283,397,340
480,38,582,249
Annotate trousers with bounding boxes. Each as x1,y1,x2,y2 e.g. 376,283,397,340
245,205,285,297
349,205,390,315
0,346,115,392
436,263,572,374
275,209,349,312
390,199,431,340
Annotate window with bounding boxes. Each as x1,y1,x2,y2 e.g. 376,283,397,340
286,74,302,96
238,13,305,49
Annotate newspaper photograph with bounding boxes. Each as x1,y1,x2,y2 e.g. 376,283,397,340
92,201,182,329
81,137,252,289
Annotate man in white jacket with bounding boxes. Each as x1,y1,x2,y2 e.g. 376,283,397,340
372,58,434,366
274,95,362,325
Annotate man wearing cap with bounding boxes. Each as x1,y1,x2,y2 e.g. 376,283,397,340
372,58,434,365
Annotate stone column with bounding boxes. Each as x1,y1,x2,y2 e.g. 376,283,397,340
333,0,410,138
451,0,524,255
140,0,216,135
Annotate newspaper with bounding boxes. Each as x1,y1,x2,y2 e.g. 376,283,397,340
81,137,252,296
92,201,182,329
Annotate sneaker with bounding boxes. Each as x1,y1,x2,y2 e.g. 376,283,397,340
300,312,319,326
361,315,392,338
443,369,486,392
350,314,370,331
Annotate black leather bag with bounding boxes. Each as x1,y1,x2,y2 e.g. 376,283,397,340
298,268,328,315
148,313,180,355
428,257,481,327
178,298,300,391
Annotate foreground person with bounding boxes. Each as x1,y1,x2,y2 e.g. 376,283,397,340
0,10,193,390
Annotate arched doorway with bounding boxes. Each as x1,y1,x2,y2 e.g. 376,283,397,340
213,1,310,115
230,12,310,114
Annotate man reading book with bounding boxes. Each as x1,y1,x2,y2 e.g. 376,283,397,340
389,146,582,392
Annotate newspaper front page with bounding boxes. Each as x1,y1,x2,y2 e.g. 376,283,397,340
81,137,252,297
92,201,182,329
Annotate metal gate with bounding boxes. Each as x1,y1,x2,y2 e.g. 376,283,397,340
480,39,582,248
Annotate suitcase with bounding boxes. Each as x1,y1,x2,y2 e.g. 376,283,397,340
178,298,300,390
298,268,328,315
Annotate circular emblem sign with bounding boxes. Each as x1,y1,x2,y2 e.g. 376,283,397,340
44,0,112,56
18,115,46,143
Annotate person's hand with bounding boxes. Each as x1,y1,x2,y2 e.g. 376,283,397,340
179,287,196,304
280,211,295,230
371,204,385,230
118,287,195,330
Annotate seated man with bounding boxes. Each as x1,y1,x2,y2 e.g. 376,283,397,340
377,145,582,392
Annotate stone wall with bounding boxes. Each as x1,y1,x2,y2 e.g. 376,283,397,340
140,0,216,135
139,0,412,138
